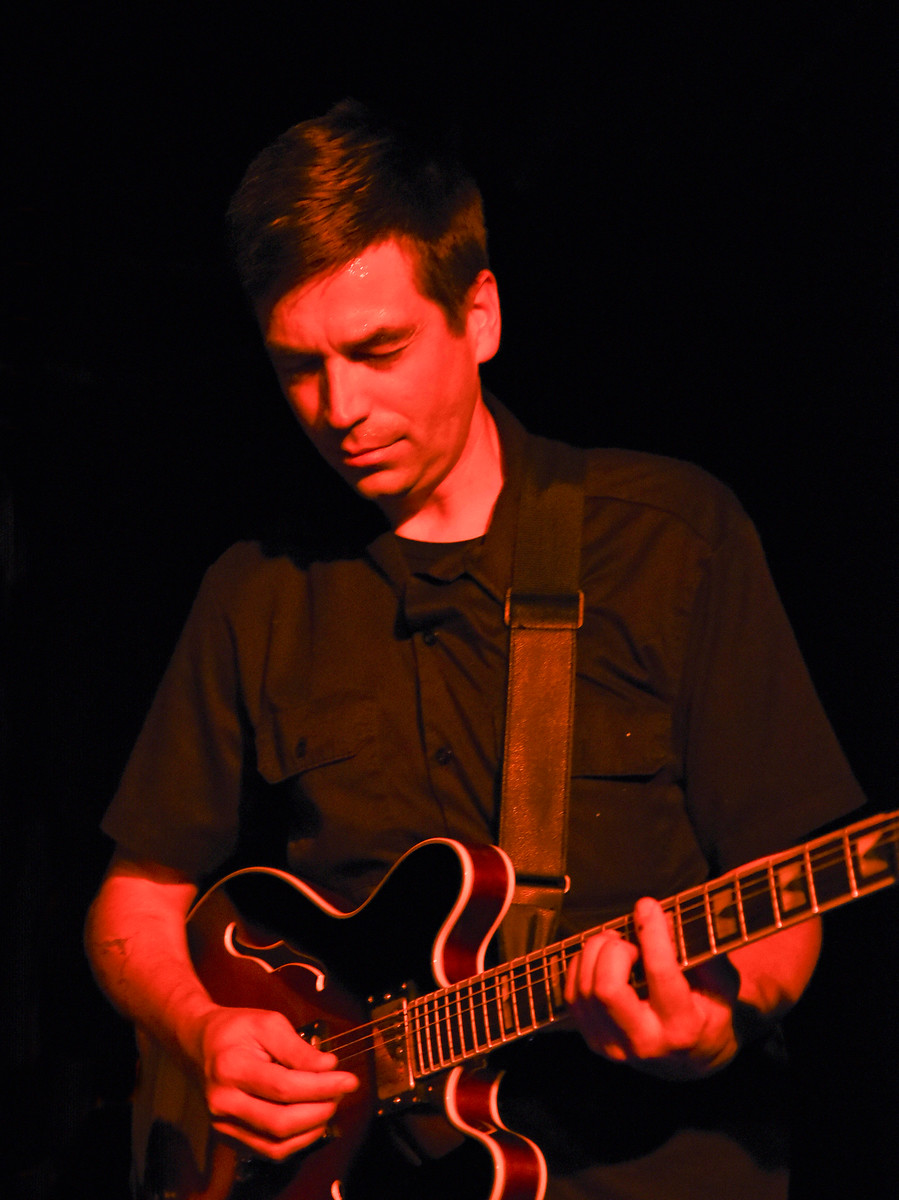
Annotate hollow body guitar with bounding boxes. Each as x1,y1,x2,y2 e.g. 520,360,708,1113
135,810,899,1200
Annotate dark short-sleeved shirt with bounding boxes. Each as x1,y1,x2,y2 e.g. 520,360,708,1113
102,396,864,1198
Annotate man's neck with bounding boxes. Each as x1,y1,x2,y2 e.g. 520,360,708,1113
391,402,504,542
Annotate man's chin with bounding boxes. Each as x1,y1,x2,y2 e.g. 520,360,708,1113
338,465,407,505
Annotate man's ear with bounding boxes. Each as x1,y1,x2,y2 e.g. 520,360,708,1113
466,270,502,365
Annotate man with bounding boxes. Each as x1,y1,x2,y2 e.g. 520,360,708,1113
86,100,864,1198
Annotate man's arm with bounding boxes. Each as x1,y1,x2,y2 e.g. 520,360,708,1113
565,898,821,1079
84,851,359,1160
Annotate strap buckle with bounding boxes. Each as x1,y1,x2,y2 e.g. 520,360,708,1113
504,590,584,629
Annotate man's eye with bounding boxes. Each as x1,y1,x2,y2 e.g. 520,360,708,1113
280,360,318,380
364,347,404,368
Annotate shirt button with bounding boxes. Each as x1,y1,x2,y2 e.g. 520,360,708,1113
422,629,437,646
434,746,454,765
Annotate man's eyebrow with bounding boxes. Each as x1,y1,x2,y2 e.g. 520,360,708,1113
340,324,418,353
265,324,418,361
265,344,318,361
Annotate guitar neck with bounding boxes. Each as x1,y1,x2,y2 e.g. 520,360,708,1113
407,808,899,1079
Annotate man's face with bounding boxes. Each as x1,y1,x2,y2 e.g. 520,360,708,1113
260,239,499,522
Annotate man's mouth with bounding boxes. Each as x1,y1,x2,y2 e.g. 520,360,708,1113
339,437,401,466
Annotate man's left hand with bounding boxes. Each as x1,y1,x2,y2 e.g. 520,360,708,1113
564,896,743,1079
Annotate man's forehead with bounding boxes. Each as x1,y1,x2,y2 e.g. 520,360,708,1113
260,239,429,343
276,239,419,303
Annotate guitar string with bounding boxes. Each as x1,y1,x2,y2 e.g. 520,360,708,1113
654,822,899,944
318,849,899,1071
307,822,899,1068
310,823,899,1066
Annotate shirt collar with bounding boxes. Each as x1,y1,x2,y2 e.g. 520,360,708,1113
365,392,527,605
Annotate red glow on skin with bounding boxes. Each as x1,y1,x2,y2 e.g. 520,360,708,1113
260,240,503,541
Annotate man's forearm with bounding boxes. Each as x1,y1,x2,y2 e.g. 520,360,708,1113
84,855,216,1064
728,914,822,1030
85,851,361,1159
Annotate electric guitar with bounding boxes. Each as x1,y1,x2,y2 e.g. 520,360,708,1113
134,808,899,1200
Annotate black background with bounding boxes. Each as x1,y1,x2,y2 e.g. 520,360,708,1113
3,4,897,1197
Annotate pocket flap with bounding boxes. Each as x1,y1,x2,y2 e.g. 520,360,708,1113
255,692,379,783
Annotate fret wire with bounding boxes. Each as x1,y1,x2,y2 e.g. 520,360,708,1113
443,989,458,1063
436,996,446,1066
448,987,459,1059
480,976,493,1048
427,998,440,1070
413,1001,428,1074
454,983,467,1052
550,952,560,1000
458,987,468,1049
509,967,522,1037
488,972,501,1045
844,829,859,898
672,895,687,966
434,997,447,1067
734,874,748,941
421,1000,432,1072
507,966,520,1038
555,947,570,1011
474,975,484,1045
465,980,479,1053
480,974,491,1046
472,979,487,1046
433,995,446,1062
541,950,555,1016
524,957,537,1030
422,999,434,1073
449,987,462,1059
803,846,819,912
480,976,492,1047
536,957,547,1020
440,995,451,1066
495,971,506,1039
702,886,717,953
508,964,523,1041
495,971,507,1042
453,984,464,1055
767,861,783,928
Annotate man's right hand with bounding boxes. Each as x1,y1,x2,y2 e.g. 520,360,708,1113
190,1004,360,1159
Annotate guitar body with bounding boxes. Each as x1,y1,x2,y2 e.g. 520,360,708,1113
133,808,899,1200
134,838,547,1200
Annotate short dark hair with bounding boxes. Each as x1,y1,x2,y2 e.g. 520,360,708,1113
227,99,489,332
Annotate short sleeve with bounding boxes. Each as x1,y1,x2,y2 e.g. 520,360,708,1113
680,506,865,871
100,548,254,880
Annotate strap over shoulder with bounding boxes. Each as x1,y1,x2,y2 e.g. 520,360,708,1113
499,437,587,959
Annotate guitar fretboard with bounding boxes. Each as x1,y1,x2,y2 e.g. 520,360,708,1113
407,809,899,1078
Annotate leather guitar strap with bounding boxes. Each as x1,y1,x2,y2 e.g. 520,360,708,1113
498,436,586,961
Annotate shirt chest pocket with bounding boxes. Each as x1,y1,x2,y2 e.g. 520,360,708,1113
254,691,382,785
565,699,705,924
573,701,675,780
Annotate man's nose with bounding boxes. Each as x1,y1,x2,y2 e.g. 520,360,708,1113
321,359,367,429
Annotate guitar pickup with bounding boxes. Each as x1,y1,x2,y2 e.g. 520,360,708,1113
297,1021,326,1049
370,992,415,1103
